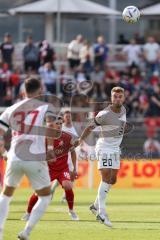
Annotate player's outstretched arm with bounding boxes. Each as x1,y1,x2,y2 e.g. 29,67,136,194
70,150,77,181
79,122,95,142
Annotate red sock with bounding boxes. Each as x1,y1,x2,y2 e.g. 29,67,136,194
27,193,38,214
65,189,74,211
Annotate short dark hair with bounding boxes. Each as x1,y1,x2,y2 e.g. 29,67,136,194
25,78,41,94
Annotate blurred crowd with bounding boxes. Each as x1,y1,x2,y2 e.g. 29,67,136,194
0,33,160,121
0,32,160,157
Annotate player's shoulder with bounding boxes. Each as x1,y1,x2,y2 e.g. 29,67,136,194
121,105,126,114
61,131,72,140
96,108,109,116
62,125,78,136
4,99,28,114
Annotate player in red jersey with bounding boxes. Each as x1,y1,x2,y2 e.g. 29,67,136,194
21,113,79,221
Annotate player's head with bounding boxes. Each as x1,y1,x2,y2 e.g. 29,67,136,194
24,78,42,98
63,110,72,124
45,112,63,131
111,87,125,108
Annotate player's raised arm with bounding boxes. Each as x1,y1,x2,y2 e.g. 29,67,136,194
78,112,103,143
70,150,77,181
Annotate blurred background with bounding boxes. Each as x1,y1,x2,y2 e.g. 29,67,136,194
0,0,160,188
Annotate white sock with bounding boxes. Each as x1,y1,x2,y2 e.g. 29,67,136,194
51,180,59,194
0,194,12,231
98,181,111,216
24,195,51,235
94,196,99,210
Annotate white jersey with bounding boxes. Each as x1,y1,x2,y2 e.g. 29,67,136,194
62,124,78,138
62,124,78,171
94,105,126,153
0,98,49,162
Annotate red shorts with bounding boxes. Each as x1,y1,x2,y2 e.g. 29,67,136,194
49,168,71,185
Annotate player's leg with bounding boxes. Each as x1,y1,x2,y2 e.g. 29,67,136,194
61,170,75,203
90,169,112,217
96,168,118,227
89,195,99,215
21,193,38,221
21,171,57,221
61,180,79,221
0,186,15,240
93,151,120,227
59,170,79,220
61,156,73,203
0,160,24,240
51,179,59,198
62,181,74,209
18,161,51,240
98,168,115,215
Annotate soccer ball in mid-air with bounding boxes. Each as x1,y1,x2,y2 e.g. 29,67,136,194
122,6,140,24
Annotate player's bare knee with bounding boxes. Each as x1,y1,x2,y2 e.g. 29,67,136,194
36,186,51,196
111,177,117,185
101,173,112,183
3,186,15,197
62,181,72,190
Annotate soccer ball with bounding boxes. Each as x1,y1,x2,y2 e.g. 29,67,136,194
122,6,140,24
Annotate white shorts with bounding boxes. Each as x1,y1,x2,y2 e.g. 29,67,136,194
67,152,78,172
4,160,50,190
96,150,120,170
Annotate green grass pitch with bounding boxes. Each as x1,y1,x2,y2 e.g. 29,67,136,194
4,188,160,240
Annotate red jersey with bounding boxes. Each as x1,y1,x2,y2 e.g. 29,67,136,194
47,131,73,172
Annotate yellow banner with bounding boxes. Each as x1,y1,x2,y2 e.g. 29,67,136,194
116,160,160,188
2,160,160,188
76,160,160,189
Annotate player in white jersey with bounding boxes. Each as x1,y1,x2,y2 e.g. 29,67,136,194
77,87,126,227
0,78,58,240
62,110,78,176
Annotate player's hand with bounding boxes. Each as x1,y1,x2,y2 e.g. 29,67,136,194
73,138,82,148
46,150,57,163
0,146,7,160
70,169,78,181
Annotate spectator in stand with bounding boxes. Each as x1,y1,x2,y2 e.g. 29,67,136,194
123,39,142,69
119,71,135,94
23,36,39,72
3,85,12,106
39,62,57,94
150,71,160,86
143,37,160,81
90,65,105,99
143,137,160,158
75,65,88,85
67,34,83,70
129,67,142,86
145,84,160,117
58,64,74,95
0,33,14,69
117,34,129,44
139,91,149,116
0,63,11,105
133,32,145,44
94,36,109,70
10,66,21,98
80,40,94,73
104,67,120,98
39,40,56,65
